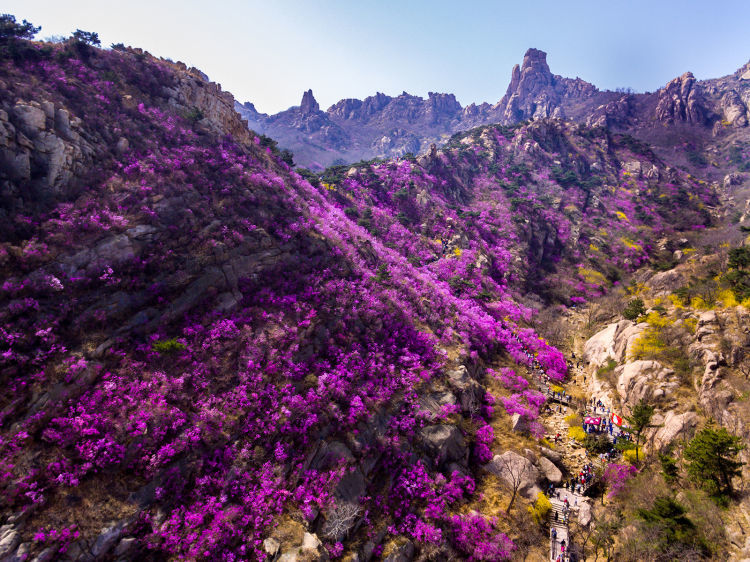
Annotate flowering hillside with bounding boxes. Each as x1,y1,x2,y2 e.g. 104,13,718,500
0,39,718,561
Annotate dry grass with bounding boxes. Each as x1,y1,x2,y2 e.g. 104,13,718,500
27,472,138,544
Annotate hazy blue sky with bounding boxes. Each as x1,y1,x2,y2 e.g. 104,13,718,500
7,1,750,114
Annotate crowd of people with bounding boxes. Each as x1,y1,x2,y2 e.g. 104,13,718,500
550,527,567,561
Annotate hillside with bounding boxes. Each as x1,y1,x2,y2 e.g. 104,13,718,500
1,31,750,562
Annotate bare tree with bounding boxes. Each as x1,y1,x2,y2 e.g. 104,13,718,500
568,518,596,562
738,352,750,380
590,509,622,562
321,502,362,541
490,452,532,514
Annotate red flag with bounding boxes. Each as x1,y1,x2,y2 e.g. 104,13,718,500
611,413,623,426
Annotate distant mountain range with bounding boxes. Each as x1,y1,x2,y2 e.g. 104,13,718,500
235,48,750,169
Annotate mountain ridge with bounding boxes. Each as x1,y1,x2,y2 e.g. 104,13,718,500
236,48,750,170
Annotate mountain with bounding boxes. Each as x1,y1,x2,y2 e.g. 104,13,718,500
237,48,750,171
2,30,750,562
235,47,603,169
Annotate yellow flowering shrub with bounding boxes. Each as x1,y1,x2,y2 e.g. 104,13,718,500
529,492,552,524
578,268,607,285
629,312,671,360
623,447,642,464
569,427,586,441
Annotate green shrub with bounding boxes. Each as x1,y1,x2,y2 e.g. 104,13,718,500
356,208,373,231
596,358,618,380
393,188,409,201
152,338,186,354
584,434,612,455
374,264,390,283
296,168,319,187
448,276,474,295
185,107,204,124
684,425,744,504
72,29,100,45
0,13,40,41
686,150,708,167
623,298,646,321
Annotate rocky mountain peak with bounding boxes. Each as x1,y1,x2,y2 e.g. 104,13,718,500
300,89,320,114
521,48,553,80
496,48,580,123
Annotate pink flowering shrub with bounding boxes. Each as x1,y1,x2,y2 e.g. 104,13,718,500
450,514,515,560
474,423,495,464
603,463,638,498
494,367,529,391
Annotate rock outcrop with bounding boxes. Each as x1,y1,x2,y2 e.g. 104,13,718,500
655,72,707,125
582,320,643,368
538,456,563,484
486,451,542,500
300,89,320,114
720,90,749,127
586,95,634,128
0,100,94,224
648,411,699,451
615,360,678,407
420,424,468,465
233,51,750,171
494,48,597,124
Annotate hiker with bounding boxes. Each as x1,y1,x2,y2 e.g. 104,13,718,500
552,527,557,540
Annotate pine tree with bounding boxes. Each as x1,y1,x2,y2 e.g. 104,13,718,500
0,14,40,42
624,399,655,462
684,425,744,503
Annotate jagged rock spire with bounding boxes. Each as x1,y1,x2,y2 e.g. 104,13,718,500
300,89,320,114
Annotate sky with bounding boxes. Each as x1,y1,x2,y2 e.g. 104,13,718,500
6,0,750,114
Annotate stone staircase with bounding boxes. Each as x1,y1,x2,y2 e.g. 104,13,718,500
548,487,587,561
